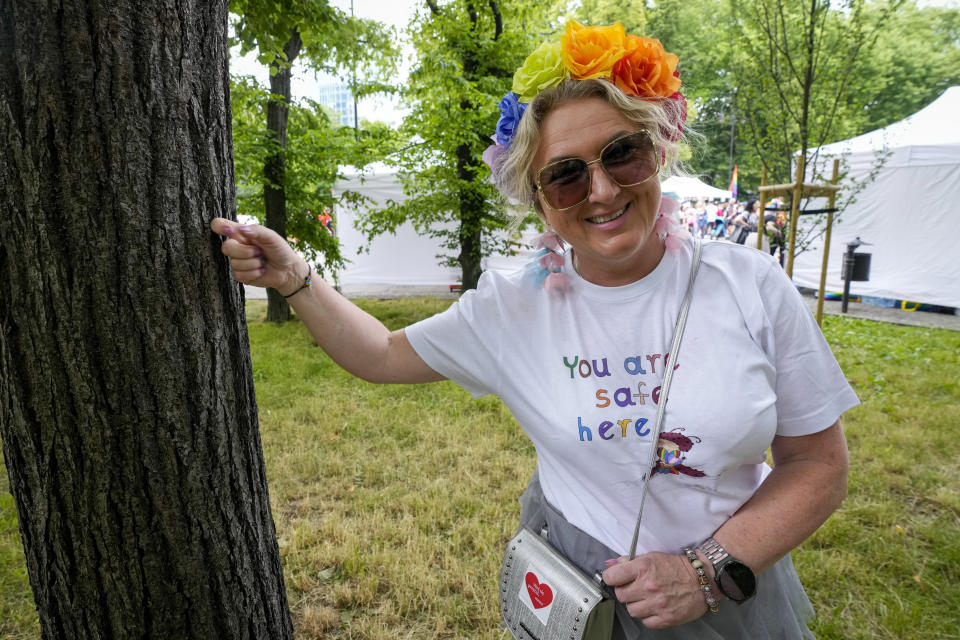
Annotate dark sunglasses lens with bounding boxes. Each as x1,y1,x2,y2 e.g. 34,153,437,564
602,132,656,185
541,159,590,209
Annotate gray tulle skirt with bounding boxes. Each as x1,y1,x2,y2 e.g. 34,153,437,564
516,470,817,640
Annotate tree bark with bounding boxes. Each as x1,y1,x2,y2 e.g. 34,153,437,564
0,2,294,638
264,30,303,323
456,138,484,292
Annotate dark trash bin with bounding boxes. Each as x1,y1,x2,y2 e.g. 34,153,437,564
841,251,871,281
842,237,872,313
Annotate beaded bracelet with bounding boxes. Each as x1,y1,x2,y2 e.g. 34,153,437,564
283,266,312,299
683,547,720,614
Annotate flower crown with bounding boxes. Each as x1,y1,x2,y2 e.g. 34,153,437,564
487,22,692,296
489,20,687,159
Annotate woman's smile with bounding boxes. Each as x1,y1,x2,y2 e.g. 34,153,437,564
586,204,628,225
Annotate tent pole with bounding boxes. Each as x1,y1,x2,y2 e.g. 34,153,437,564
816,159,840,326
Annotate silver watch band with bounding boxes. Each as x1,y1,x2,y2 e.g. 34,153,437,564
696,537,729,566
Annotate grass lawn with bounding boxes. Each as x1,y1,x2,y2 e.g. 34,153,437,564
1,298,958,639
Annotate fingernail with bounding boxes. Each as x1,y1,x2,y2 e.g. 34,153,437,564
238,225,251,232
252,247,262,257
259,267,267,275
604,558,619,567
222,227,234,235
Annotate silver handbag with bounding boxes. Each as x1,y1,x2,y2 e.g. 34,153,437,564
499,239,703,640
500,527,615,640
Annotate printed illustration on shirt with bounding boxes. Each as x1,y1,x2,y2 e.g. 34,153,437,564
651,428,706,477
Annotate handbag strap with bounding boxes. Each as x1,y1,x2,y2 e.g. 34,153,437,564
628,237,703,559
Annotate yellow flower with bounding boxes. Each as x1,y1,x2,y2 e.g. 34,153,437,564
512,40,566,103
561,21,627,80
610,35,681,98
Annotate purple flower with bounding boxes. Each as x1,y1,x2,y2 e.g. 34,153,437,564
495,92,527,148
482,143,508,186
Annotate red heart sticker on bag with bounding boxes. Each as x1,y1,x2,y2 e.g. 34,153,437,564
525,572,554,609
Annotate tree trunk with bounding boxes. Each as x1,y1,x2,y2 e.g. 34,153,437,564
456,140,484,292
456,41,484,292
0,2,294,638
264,31,303,323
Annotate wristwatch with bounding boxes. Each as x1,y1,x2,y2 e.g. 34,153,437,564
696,537,757,604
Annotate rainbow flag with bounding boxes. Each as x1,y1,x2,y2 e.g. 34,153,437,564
728,165,738,200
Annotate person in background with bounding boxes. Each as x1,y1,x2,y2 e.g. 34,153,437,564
681,201,696,235
765,200,787,265
705,199,719,237
729,200,752,245
745,199,760,232
211,20,855,639
710,199,730,239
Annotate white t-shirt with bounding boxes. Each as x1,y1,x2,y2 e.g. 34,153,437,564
406,238,859,555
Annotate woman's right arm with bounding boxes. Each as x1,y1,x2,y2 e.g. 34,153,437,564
211,217,445,384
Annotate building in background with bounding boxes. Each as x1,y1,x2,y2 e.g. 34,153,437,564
316,81,356,128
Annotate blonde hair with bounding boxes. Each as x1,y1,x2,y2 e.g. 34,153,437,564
497,79,692,212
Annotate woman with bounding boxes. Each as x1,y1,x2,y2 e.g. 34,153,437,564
211,21,856,639
745,199,760,232
729,201,752,245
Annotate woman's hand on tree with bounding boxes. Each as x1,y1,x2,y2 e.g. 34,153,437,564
602,551,713,628
210,218,306,295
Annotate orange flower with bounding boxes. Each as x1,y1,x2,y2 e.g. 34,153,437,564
561,21,627,80
611,35,681,98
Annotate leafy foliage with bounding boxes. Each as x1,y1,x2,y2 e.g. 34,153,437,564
850,1,960,134
643,0,742,187
729,0,900,184
575,0,648,34
231,75,406,276
231,0,397,97
230,0,399,320
358,0,563,290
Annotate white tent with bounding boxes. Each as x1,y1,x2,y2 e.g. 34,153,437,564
331,163,536,288
792,87,960,308
661,176,732,201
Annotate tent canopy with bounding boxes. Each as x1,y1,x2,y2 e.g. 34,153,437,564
813,87,960,164
661,176,732,201
792,87,960,308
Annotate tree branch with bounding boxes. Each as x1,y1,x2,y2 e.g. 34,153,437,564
283,27,303,66
489,0,503,40
426,0,441,15
467,0,478,32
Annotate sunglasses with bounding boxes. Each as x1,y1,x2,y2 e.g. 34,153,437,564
535,130,660,212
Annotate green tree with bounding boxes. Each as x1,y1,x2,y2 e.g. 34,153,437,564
231,0,397,321
361,0,561,292
644,0,746,190
850,0,960,132
730,0,902,183
231,75,405,283
575,0,648,33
